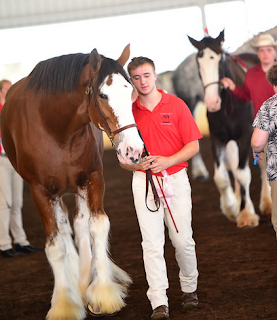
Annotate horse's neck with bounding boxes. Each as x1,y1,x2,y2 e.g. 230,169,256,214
225,55,246,87
38,94,91,144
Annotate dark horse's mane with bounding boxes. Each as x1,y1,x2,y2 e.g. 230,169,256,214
26,53,130,95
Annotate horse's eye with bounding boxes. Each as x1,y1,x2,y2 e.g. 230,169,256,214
210,56,214,59
99,93,108,100
198,51,203,58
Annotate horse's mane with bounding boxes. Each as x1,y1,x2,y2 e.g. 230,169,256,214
26,53,130,95
27,53,89,94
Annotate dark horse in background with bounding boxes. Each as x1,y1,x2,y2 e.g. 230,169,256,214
187,30,262,227
158,26,277,182
0,45,143,320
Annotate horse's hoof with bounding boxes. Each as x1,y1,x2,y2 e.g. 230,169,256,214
87,304,117,318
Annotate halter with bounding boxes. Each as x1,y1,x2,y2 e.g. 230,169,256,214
86,70,137,147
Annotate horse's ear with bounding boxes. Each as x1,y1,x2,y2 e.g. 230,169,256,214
217,29,225,44
117,44,130,67
187,35,203,50
89,49,102,73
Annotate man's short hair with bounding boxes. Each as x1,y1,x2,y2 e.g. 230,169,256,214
0,79,11,91
127,57,155,75
266,65,277,86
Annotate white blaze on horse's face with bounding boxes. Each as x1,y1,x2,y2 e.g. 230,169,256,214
100,73,144,165
198,47,222,112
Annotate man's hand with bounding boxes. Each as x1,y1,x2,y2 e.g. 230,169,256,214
221,77,236,91
141,155,172,174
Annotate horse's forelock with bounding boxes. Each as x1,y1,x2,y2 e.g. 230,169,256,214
202,37,224,54
96,57,130,89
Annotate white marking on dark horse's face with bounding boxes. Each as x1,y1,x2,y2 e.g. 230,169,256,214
197,47,222,112
100,73,143,164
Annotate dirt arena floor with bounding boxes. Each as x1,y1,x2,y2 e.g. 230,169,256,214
1,136,277,320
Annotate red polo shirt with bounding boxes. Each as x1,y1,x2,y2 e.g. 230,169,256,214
133,90,202,175
233,64,275,116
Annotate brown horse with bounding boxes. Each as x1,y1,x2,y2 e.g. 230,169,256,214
0,45,143,320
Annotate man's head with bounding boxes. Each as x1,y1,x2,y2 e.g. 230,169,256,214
251,33,277,51
251,33,277,66
266,64,277,93
127,57,155,75
127,57,157,96
0,79,12,105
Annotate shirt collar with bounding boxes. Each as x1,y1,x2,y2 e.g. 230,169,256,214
134,89,170,110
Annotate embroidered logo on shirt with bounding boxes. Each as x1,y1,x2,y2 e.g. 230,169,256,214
160,113,172,125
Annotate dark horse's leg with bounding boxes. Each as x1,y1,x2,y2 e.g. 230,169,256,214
74,170,131,316
211,137,259,228
30,184,85,320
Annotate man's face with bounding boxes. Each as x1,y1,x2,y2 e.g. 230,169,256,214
0,81,12,102
257,46,277,65
129,63,156,95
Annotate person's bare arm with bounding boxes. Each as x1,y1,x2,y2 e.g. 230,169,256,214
251,127,269,153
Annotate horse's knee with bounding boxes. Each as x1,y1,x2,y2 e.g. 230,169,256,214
214,171,229,191
45,234,66,263
89,214,110,239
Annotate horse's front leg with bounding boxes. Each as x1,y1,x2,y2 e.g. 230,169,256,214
213,143,239,221
226,140,259,228
74,171,131,317
31,185,85,320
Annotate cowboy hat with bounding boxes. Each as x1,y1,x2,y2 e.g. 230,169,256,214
250,33,277,50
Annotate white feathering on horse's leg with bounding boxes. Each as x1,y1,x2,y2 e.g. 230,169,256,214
45,233,86,320
219,187,240,222
46,290,86,320
86,213,130,315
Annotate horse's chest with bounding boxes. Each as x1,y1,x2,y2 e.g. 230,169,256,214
207,112,249,144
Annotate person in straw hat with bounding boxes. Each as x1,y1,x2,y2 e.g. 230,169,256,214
221,33,277,117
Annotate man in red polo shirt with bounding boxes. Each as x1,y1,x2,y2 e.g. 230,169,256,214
221,33,277,116
120,57,202,320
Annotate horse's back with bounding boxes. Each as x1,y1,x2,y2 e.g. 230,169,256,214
172,53,204,111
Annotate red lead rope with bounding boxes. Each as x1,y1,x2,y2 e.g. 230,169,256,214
154,174,179,233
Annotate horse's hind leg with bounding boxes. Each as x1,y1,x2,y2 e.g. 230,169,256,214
191,152,209,180
31,187,85,320
73,194,92,300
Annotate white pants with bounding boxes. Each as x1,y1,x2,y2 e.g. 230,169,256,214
0,156,29,250
132,169,198,310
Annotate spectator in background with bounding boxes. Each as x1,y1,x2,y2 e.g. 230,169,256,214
0,79,43,258
251,65,277,238
221,33,277,117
